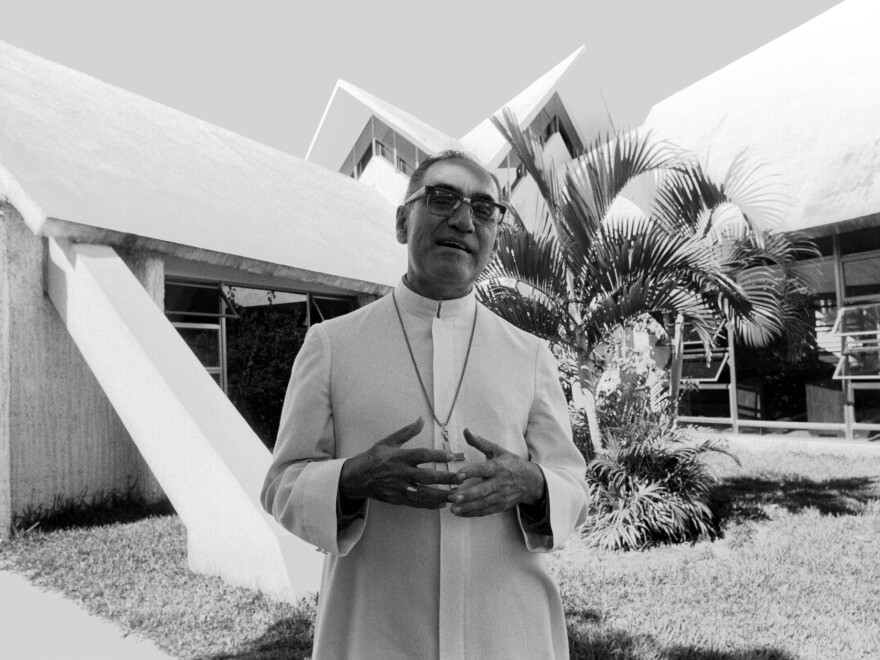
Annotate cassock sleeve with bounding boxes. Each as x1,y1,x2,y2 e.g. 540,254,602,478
261,323,368,556
516,340,589,551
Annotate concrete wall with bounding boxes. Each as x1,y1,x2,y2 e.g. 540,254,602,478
0,204,10,534
360,155,408,205
0,202,160,534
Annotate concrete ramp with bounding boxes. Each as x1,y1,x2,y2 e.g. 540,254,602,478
46,237,322,601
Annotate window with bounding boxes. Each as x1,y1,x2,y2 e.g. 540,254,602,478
164,282,236,389
340,116,421,180
166,280,357,448
374,139,392,161
843,252,880,301
680,325,729,383
681,351,729,382
831,302,880,336
356,146,373,178
832,302,880,380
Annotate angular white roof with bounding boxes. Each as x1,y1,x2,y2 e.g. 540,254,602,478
0,40,405,289
306,80,463,170
461,47,618,168
306,47,621,175
642,0,880,233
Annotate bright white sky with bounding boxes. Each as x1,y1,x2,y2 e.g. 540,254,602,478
0,0,844,158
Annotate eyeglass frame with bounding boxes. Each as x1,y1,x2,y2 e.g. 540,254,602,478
403,185,507,227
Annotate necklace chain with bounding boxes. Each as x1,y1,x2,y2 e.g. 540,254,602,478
391,291,478,443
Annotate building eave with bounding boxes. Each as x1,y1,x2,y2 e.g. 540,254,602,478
39,216,393,296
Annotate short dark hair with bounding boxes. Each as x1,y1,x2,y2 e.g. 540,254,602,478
404,150,501,201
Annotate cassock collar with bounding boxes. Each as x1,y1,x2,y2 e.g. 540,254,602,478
394,277,477,319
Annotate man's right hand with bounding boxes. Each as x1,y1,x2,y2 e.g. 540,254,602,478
338,417,461,509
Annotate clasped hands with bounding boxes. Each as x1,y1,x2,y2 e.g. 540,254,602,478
338,417,546,517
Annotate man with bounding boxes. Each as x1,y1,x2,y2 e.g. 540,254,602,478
262,151,588,659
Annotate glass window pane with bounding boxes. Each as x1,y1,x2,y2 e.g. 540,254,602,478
679,388,730,418
165,282,221,317
854,388,880,424
839,227,880,256
225,286,307,309
843,253,880,300
805,257,836,298
176,326,221,368
835,347,880,379
225,288,310,450
681,353,728,382
815,295,840,367
310,297,357,324
832,303,880,335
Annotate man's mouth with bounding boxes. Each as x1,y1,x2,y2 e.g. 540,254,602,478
436,239,471,253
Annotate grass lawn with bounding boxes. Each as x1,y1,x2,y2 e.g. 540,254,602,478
1,449,879,659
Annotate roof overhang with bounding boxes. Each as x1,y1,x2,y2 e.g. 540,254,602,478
39,216,392,296
0,40,406,290
642,0,880,234
306,80,462,171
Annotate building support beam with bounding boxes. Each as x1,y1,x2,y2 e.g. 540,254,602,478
46,237,322,601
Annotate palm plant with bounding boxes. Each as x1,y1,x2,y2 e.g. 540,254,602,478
585,422,734,550
581,361,738,550
478,108,817,449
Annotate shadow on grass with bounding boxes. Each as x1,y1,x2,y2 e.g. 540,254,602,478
714,475,878,524
206,615,315,660
13,495,176,534
207,617,797,660
568,620,797,659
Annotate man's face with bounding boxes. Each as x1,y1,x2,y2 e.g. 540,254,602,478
396,159,499,300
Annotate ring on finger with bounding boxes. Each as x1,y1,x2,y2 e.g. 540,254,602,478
405,483,420,501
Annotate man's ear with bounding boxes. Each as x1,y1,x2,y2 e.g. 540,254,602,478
395,206,409,244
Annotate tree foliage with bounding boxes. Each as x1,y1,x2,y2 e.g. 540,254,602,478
582,358,738,551
477,108,817,448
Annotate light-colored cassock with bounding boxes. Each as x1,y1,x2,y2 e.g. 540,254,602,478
262,280,588,660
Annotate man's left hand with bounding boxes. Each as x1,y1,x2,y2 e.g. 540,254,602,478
448,429,545,517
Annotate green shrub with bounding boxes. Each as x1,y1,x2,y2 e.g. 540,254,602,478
581,354,737,550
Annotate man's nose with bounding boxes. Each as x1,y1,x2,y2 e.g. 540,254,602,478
447,202,475,232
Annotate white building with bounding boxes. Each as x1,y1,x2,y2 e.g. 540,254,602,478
640,0,880,440
1,0,877,601
306,0,880,442
0,38,402,599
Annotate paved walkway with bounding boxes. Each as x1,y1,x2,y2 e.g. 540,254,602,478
0,570,175,660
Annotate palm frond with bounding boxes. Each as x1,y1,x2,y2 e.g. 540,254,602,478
480,226,569,302
721,151,790,232
568,130,682,222
651,162,728,236
491,108,562,219
475,283,570,346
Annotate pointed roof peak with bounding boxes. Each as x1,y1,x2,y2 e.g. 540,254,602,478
460,46,587,167
305,78,461,170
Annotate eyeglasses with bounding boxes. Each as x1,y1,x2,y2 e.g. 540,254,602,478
404,185,507,227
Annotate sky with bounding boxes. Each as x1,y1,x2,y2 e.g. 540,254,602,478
0,0,845,159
